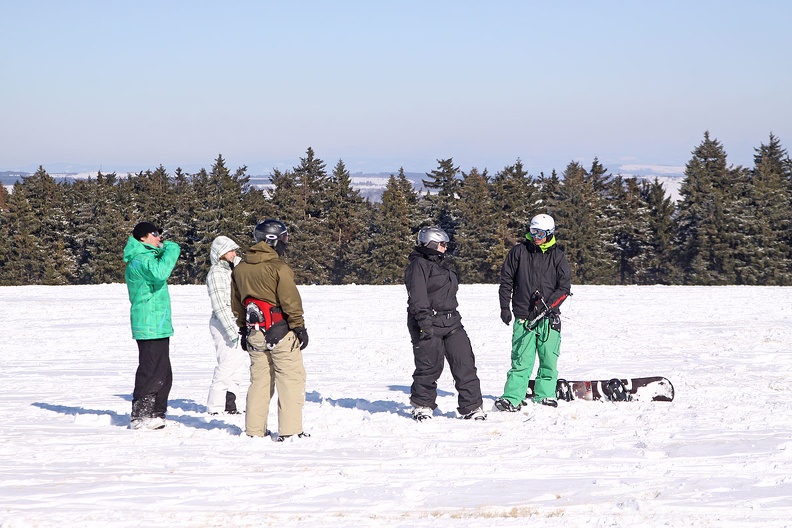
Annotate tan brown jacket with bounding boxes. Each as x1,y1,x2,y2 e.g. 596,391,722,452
231,242,305,330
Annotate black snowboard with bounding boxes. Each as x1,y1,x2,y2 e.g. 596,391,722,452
527,376,674,402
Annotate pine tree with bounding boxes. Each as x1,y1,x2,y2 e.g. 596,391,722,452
0,167,73,284
287,147,332,284
741,133,792,284
0,183,42,284
366,169,419,284
455,167,498,283
188,156,253,283
549,161,615,284
326,159,372,284
608,176,654,284
675,132,745,285
65,172,128,284
640,178,679,284
421,158,461,236
167,167,201,283
267,168,302,221
0,184,8,211
0,185,9,276
127,166,173,225
489,159,539,275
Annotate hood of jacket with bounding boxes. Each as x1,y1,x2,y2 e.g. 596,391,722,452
408,245,444,263
244,241,281,264
210,236,240,266
123,236,163,262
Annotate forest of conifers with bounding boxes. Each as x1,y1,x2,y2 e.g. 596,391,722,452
1,131,790,287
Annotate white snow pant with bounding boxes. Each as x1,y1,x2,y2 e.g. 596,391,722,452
207,317,250,413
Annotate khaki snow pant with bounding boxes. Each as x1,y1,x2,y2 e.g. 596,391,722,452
245,331,306,437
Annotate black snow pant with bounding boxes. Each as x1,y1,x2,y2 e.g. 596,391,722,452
408,316,483,415
132,338,173,420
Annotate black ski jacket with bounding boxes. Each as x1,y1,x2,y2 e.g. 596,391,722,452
499,238,572,320
404,248,460,332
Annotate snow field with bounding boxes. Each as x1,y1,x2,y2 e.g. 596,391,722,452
1,283,791,527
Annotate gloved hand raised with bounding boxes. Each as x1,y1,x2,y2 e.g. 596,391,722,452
500,308,512,325
293,327,309,350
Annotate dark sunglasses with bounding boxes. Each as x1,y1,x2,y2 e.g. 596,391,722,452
149,231,161,238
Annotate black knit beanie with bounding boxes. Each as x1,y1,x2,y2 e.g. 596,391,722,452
132,222,158,241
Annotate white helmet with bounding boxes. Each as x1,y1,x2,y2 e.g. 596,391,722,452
416,226,450,249
529,214,555,239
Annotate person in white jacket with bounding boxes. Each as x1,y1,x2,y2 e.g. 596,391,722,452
206,236,249,414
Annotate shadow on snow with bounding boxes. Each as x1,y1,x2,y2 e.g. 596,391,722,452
31,401,243,435
305,384,460,419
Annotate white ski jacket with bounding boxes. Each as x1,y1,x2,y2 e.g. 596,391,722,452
207,236,241,343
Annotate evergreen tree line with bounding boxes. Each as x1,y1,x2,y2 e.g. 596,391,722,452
1,132,790,287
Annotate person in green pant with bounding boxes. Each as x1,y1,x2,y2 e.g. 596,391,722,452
123,221,181,430
495,214,571,411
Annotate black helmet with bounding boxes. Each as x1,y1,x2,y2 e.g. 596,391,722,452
416,226,449,249
253,219,288,247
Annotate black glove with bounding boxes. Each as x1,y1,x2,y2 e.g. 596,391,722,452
239,327,248,351
293,327,309,350
500,308,512,325
418,325,434,340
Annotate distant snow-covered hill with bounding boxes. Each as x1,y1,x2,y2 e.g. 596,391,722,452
246,172,428,201
615,164,685,202
2,165,685,202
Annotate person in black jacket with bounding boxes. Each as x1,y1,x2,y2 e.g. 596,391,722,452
404,226,486,422
495,214,572,411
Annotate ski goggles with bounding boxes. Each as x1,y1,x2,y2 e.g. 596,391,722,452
530,228,552,239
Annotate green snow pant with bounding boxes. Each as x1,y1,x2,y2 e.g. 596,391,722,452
501,318,561,405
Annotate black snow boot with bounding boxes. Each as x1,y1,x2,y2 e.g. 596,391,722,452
131,394,155,420
494,397,522,412
225,392,240,414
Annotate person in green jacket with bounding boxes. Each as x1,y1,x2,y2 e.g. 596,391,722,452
123,221,181,430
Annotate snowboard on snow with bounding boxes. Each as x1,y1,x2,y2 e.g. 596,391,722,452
527,376,674,402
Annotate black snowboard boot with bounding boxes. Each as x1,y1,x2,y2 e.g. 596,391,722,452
225,391,240,414
131,394,155,420
130,394,157,429
494,397,522,412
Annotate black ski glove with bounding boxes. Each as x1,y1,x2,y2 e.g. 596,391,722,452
500,308,512,325
419,327,434,340
239,327,248,351
293,327,309,350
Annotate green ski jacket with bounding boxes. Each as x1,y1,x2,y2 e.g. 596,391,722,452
123,237,181,340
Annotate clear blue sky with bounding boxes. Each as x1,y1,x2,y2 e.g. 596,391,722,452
2,0,791,175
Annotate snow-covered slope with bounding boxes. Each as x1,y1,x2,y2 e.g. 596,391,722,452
1,284,791,527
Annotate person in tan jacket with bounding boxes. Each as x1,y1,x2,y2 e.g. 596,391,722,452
231,219,309,441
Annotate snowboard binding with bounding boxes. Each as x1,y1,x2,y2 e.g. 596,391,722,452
556,379,573,402
603,378,632,402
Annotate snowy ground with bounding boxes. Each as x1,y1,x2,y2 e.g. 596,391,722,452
1,283,791,527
